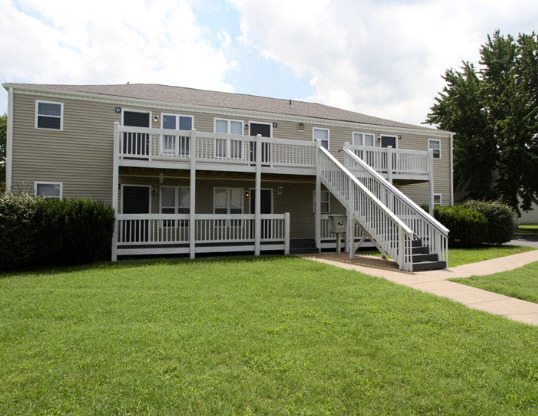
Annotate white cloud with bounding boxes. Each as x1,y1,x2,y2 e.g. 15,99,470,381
0,0,234,112
230,0,538,125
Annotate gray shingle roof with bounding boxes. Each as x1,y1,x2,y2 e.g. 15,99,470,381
5,83,446,133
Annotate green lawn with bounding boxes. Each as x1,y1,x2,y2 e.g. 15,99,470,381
451,261,538,303
1,256,537,415
515,224,538,234
360,245,535,267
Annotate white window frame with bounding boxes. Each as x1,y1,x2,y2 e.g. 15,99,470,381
313,190,330,214
313,127,330,150
352,132,376,147
35,100,64,130
214,118,244,159
434,193,442,206
429,139,441,159
34,182,63,199
160,186,190,214
213,187,244,214
161,114,193,156
380,134,398,149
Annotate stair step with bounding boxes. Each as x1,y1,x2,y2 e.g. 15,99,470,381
412,253,439,262
412,246,429,254
412,261,446,271
412,239,423,247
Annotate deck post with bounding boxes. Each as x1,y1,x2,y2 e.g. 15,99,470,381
190,129,197,259
284,212,290,255
255,134,262,256
387,146,393,184
347,210,354,260
428,148,434,216
111,122,120,262
315,140,322,251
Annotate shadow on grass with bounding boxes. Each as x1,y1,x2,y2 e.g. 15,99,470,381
0,253,292,280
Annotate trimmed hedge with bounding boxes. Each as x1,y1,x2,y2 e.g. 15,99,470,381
461,200,514,245
0,194,115,270
433,206,488,248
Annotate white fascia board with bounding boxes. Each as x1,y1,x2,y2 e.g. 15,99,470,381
6,87,14,191
5,84,454,138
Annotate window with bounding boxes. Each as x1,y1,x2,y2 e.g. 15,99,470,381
161,187,190,214
162,114,193,156
35,182,62,199
214,119,243,159
313,190,330,214
434,194,442,206
313,128,329,150
214,188,243,214
161,187,189,227
35,101,63,130
352,132,375,147
429,139,441,158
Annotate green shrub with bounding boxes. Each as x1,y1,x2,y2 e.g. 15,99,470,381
462,200,514,245
0,194,115,270
433,206,487,248
0,193,38,269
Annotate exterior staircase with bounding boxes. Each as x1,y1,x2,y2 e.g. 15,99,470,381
317,144,448,271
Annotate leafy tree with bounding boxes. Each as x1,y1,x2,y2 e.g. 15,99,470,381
427,31,538,215
0,113,6,188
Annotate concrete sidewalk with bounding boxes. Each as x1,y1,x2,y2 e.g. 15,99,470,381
301,250,538,326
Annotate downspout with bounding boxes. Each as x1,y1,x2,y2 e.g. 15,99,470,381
450,133,454,206
6,87,14,192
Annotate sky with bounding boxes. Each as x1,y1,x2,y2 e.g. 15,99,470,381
0,0,536,126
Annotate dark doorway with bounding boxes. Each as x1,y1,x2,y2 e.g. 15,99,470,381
123,111,150,157
250,189,272,239
122,186,150,213
250,189,272,214
380,135,397,148
121,185,150,243
250,123,271,165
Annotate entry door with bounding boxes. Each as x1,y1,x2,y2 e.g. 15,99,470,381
380,135,397,172
122,186,150,243
380,135,397,148
122,186,150,213
250,189,272,239
250,189,272,214
250,123,271,164
123,111,150,157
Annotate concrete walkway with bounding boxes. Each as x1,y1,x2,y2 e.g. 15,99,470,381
300,250,538,326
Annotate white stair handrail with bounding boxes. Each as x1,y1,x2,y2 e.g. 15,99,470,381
344,144,448,234
318,146,414,270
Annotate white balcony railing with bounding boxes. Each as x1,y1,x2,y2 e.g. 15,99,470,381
117,124,317,171
116,213,290,256
344,143,430,179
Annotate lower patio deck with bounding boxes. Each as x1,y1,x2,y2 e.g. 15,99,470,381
114,214,373,257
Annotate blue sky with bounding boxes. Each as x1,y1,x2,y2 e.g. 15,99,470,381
1,0,536,125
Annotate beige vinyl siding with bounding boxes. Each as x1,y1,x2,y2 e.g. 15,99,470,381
11,92,119,202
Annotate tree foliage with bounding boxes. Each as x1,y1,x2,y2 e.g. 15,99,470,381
426,31,538,214
0,113,6,188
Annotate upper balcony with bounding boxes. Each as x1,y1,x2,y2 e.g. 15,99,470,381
115,123,317,176
343,143,432,182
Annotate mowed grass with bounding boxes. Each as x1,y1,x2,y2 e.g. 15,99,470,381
515,225,538,234
1,256,537,415
360,245,535,267
452,261,538,304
